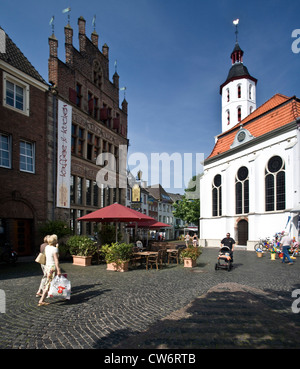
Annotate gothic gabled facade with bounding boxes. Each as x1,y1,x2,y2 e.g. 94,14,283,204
47,17,129,235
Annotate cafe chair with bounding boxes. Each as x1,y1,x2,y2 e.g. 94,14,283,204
146,249,166,270
130,246,143,267
167,248,181,265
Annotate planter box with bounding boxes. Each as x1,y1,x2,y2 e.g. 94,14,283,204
72,255,92,266
183,258,197,268
106,261,129,272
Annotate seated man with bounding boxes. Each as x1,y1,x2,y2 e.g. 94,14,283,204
136,240,143,250
220,233,235,262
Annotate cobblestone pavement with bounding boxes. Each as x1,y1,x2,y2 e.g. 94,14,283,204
1,248,300,349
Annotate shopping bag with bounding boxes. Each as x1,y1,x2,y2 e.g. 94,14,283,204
48,275,71,300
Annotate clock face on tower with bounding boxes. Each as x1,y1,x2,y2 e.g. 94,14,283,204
237,130,246,142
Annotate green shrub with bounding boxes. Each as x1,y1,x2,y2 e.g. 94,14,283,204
180,245,202,261
66,235,97,257
101,242,133,263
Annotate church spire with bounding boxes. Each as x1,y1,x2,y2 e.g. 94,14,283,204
219,19,257,133
231,19,243,64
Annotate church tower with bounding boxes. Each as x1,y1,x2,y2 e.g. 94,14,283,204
220,20,257,133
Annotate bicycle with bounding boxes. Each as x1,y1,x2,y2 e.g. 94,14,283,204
254,237,272,252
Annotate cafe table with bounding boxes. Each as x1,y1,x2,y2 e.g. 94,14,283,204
133,251,158,270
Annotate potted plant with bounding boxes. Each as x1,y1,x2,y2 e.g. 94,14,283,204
101,242,133,272
180,245,202,268
270,248,276,260
66,235,98,266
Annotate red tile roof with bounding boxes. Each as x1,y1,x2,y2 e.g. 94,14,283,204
206,94,300,160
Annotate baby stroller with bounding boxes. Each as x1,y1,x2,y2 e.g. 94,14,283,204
215,246,233,271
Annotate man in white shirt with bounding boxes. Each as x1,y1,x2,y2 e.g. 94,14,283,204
280,232,294,265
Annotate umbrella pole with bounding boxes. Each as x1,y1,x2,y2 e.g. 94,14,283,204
115,223,118,242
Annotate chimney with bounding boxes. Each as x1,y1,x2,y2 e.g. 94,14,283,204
78,16,86,53
64,24,73,65
48,34,58,86
91,30,99,48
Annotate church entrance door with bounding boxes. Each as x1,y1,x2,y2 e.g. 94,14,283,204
237,219,248,245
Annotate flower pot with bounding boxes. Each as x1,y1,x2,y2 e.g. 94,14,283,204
256,252,263,258
72,255,92,266
183,257,197,268
106,261,129,272
270,253,276,260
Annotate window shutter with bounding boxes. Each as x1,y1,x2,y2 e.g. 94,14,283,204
69,88,77,104
88,99,94,114
113,118,120,131
100,108,108,121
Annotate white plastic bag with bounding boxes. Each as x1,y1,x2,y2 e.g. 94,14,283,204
48,275,71,300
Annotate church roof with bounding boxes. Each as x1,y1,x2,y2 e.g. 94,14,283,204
0,27,46,84
206,93,300,161
220,42,257,93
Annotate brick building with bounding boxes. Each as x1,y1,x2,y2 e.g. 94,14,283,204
0,28,49,255
47,17,129,235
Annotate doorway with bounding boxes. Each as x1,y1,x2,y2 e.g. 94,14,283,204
237,219,248,245
12,219,33,256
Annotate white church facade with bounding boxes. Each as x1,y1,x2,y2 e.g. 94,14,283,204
199,37,300,250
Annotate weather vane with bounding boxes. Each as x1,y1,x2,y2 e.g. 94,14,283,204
62,7,71,25
92,15,96,31
49,16,55,34
233,19,239,42
120,87,127,99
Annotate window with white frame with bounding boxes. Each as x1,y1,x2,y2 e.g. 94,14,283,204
20,140,35,173
0,133,12,168
3,73,29,115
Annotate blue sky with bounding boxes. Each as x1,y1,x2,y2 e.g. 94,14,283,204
1,0,299,193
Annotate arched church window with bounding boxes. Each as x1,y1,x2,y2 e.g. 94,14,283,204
226,88,230,102
235,166,249,214
212,174,222,217
249,84,252,100
237,106,242,122
265,156,285,211
226,110,230,125
237,84,241,99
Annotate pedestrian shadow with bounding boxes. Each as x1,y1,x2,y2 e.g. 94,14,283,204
51,284,111,305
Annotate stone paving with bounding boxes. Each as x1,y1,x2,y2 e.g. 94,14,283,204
0,248,300,349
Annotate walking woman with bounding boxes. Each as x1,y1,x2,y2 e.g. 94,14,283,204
36,235,50,298
38,234,61,306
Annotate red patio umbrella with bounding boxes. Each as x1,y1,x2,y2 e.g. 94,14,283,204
126,220,171,229
77,203,155,241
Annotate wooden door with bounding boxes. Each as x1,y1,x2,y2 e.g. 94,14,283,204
13,219,32,256
237,220,248,246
